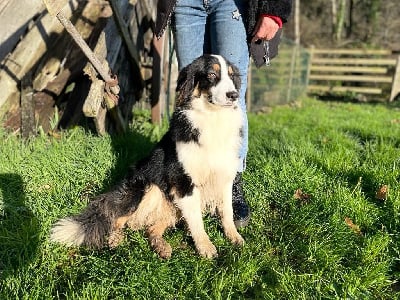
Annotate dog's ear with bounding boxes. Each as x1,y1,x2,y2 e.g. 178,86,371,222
175,63,196,107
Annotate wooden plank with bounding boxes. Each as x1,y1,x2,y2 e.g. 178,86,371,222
83,78,105,117
42,0,69,16
307,85,382,94
390,55,400,102
309,74,393,83
310,65,388,74
0,0,44,61
33,1,103,93
93,103,107,135
82,0,128,133
309,49,392,55
311,58,397,66
0,0,78,119
82,30,122,117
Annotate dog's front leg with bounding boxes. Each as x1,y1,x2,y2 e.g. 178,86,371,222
174,189,217,258
219,184,245,246
147,220,173,259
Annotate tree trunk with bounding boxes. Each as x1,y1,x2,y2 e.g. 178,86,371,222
346,0,353,38
331,0,337,39
331,0,347,43
294,0,300,45
335,0,347,42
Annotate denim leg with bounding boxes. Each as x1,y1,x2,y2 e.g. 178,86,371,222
173,0,208,70
208,0,249,171
173,0,249,172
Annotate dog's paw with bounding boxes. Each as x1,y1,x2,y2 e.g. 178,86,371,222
197,241,218,258
108,230,124,248
225,229,245,246
150,237,172,259
230,233,245,246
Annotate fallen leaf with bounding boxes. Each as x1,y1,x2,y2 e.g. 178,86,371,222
344,217,362,235
38,184,51,192
67,249,79,259
376,185,388,201
294,189,311,205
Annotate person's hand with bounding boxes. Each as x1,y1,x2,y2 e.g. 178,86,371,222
251,16,280,42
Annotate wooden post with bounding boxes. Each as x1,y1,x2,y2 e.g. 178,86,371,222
163,30,174,119
20,72,36,138
305,46,314,89
151,35,164,124
286,45,298,102
390,55,400,102
294,0,300,45
246,64,252,112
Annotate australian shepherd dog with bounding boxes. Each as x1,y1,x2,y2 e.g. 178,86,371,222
50,54,245,258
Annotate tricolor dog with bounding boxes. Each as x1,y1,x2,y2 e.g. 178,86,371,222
50,54,245,258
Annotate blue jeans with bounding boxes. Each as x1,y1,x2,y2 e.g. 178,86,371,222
173,0,249,172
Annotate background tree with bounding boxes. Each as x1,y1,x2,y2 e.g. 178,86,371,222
286,0,400,50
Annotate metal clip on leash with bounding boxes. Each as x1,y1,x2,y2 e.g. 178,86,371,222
263,40,271,67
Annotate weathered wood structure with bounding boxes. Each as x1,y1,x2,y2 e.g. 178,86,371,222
307,48,400,101
0,0,166,136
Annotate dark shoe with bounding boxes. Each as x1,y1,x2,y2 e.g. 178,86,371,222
232,172,251,228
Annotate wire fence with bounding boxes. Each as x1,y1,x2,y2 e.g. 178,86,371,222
155,38,310,118
247,39,310,112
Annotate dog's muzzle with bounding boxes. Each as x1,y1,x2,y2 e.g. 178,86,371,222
226,91,239,101
224,90,239,107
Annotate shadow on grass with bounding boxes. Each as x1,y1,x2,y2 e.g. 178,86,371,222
316,96,400,108
48,130,157,298
106,129,155,185
0,173,40,278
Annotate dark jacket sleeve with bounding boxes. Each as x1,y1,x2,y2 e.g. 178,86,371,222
258,0,292,23
155,0,176,39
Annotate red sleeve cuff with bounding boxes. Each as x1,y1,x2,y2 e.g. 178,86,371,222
261,14,283,28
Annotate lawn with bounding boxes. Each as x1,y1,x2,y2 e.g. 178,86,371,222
1,98,399,299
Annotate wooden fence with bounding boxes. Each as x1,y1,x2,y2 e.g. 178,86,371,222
248,45,400,110
307,48,400,101
0,0,161,136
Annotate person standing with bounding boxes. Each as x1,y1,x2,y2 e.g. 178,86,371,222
155,0,293,228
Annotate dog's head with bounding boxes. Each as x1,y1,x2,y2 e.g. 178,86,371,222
175,55,241,109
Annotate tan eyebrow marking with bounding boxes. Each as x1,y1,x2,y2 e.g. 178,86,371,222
212,63,221,73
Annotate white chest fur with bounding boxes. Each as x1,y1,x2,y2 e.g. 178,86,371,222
176,99,243,186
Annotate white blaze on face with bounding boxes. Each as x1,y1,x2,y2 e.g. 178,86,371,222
210,55,238,106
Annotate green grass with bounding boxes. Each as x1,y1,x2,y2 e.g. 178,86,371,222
1,99,400,299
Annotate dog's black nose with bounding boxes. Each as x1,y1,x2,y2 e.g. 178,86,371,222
226,91,239,101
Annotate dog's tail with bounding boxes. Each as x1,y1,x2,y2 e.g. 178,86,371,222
50,175,147,249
